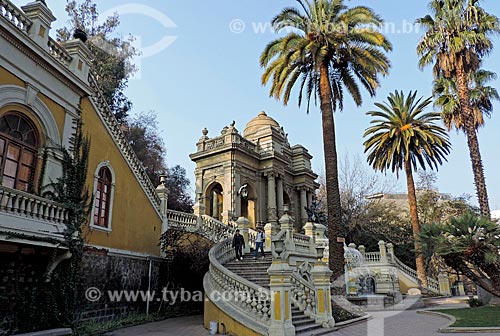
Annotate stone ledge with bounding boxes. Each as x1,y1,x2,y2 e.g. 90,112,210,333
16,328,72,336
417,310,500,333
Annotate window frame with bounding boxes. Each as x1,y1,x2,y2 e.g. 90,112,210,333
0,112,40,193
90,161,116,232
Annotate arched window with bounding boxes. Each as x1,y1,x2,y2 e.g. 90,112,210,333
0,113,39,192
91,163,115,231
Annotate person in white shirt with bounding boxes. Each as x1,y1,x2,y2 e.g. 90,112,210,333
253,227,265,259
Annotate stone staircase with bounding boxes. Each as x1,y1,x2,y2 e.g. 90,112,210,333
224,253,335,336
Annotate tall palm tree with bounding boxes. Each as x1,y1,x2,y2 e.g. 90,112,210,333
420,213,500,297
434,69,499,131
363,91,451,288
417,0,500,219
260,0,391,282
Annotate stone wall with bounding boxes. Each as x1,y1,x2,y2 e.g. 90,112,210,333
76,247,169,324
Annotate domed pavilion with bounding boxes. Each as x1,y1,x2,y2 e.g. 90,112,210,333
190,111,318,230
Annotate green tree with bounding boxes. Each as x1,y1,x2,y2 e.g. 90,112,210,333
124,111,167,184
434,69,499,131
363,90,451,288
417,0,500,218
420,213,500,297
57,0,138,123
165,165,194,213
260,0,392,282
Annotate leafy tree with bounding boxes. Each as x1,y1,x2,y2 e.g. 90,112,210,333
260,0,392,282
124,111,167,185
417,0,500,218
165,165,194,213
57,0,138,123
363,90,451,288
420,213,500,297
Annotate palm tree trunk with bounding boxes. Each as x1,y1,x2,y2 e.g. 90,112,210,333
319,63,344,286
404,159,427,288
455,60,491,219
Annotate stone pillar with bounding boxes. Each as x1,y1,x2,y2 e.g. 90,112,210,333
62,39,92,82
277,177,284,218
212,191,219,219
311,262,335,328
358,245,366,257
22,1,56,52
378,240,388,263
438,272,451,296
307,190,313,208
267,174,277,222
279,210,295,252
387,242,395,263
156,178,169,257
300,188,308,226
268,260,295,336
304,222,314,240
237,216,250,254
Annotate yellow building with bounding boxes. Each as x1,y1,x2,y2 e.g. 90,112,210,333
0,0,168,329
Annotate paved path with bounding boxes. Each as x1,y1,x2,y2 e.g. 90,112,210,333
106,309,500,336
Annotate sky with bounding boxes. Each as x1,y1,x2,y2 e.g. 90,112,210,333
12,0,500,209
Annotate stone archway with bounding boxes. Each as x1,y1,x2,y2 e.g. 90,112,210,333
205,182,223,221
239,183,257,229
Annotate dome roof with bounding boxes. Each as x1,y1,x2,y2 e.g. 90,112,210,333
243,111,280,138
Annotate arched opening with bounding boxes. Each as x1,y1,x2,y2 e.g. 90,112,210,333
239,183,257,229
206,183,223,221
0,112,40,193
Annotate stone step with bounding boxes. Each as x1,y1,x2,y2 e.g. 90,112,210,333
294,323,324,334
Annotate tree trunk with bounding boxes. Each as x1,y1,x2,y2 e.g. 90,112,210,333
319,63,344,286
404,159,427,288
455,60,491,219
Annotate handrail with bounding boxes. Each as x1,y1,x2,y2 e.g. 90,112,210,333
0,186,69,225
0,0,32,34
201,215,237,243
206,238,270,334
364,252,382,263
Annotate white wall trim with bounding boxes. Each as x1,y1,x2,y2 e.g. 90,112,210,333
0,84,61,146
89,161,116,233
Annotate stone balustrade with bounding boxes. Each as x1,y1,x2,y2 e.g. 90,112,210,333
48,37,72,66
363,252,382,263
291,273,317,317
166,209,198,231
0,0,31,34
0,186,69,225
205,237,271,335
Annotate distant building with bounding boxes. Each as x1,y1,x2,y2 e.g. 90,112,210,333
492,210,500,222
366,191,452,211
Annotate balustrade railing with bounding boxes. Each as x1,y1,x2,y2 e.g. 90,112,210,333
0,0,31,34
166,209,198,231
48,37,72,67
201,215,237,243
0,186,69,225
363,252,381,263
205,238,271,335
291,272,317,318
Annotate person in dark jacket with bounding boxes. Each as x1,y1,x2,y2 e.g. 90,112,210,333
232,229,245,261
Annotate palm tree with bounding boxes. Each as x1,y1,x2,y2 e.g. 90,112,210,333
434,69,499,131
260,0,392,282
363,91,451,288
420,213,500,297
417,0,500,219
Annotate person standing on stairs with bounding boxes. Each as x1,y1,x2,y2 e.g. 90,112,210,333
232,229,245,261
253,227,265,260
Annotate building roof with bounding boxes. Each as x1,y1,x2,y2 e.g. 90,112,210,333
243,111,280,139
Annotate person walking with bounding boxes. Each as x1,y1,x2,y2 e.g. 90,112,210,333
253,227,265,260
232,229,245,261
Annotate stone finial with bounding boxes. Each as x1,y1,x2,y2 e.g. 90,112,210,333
230,120,235,127
202,128,208,136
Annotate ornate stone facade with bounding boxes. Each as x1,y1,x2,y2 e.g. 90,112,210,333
190,111,317,230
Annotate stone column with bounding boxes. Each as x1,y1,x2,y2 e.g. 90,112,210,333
212,191,219,219
268,260,295,336
386,242,395,263
300,188,308,226
311,262,336,328
438,272,451,296
267,174,277,222
378,240,388,263
304,222,314,240
277,177,284,218
279,210,295,253
237,216,250,254
156,179,169,257
307,190,313,208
